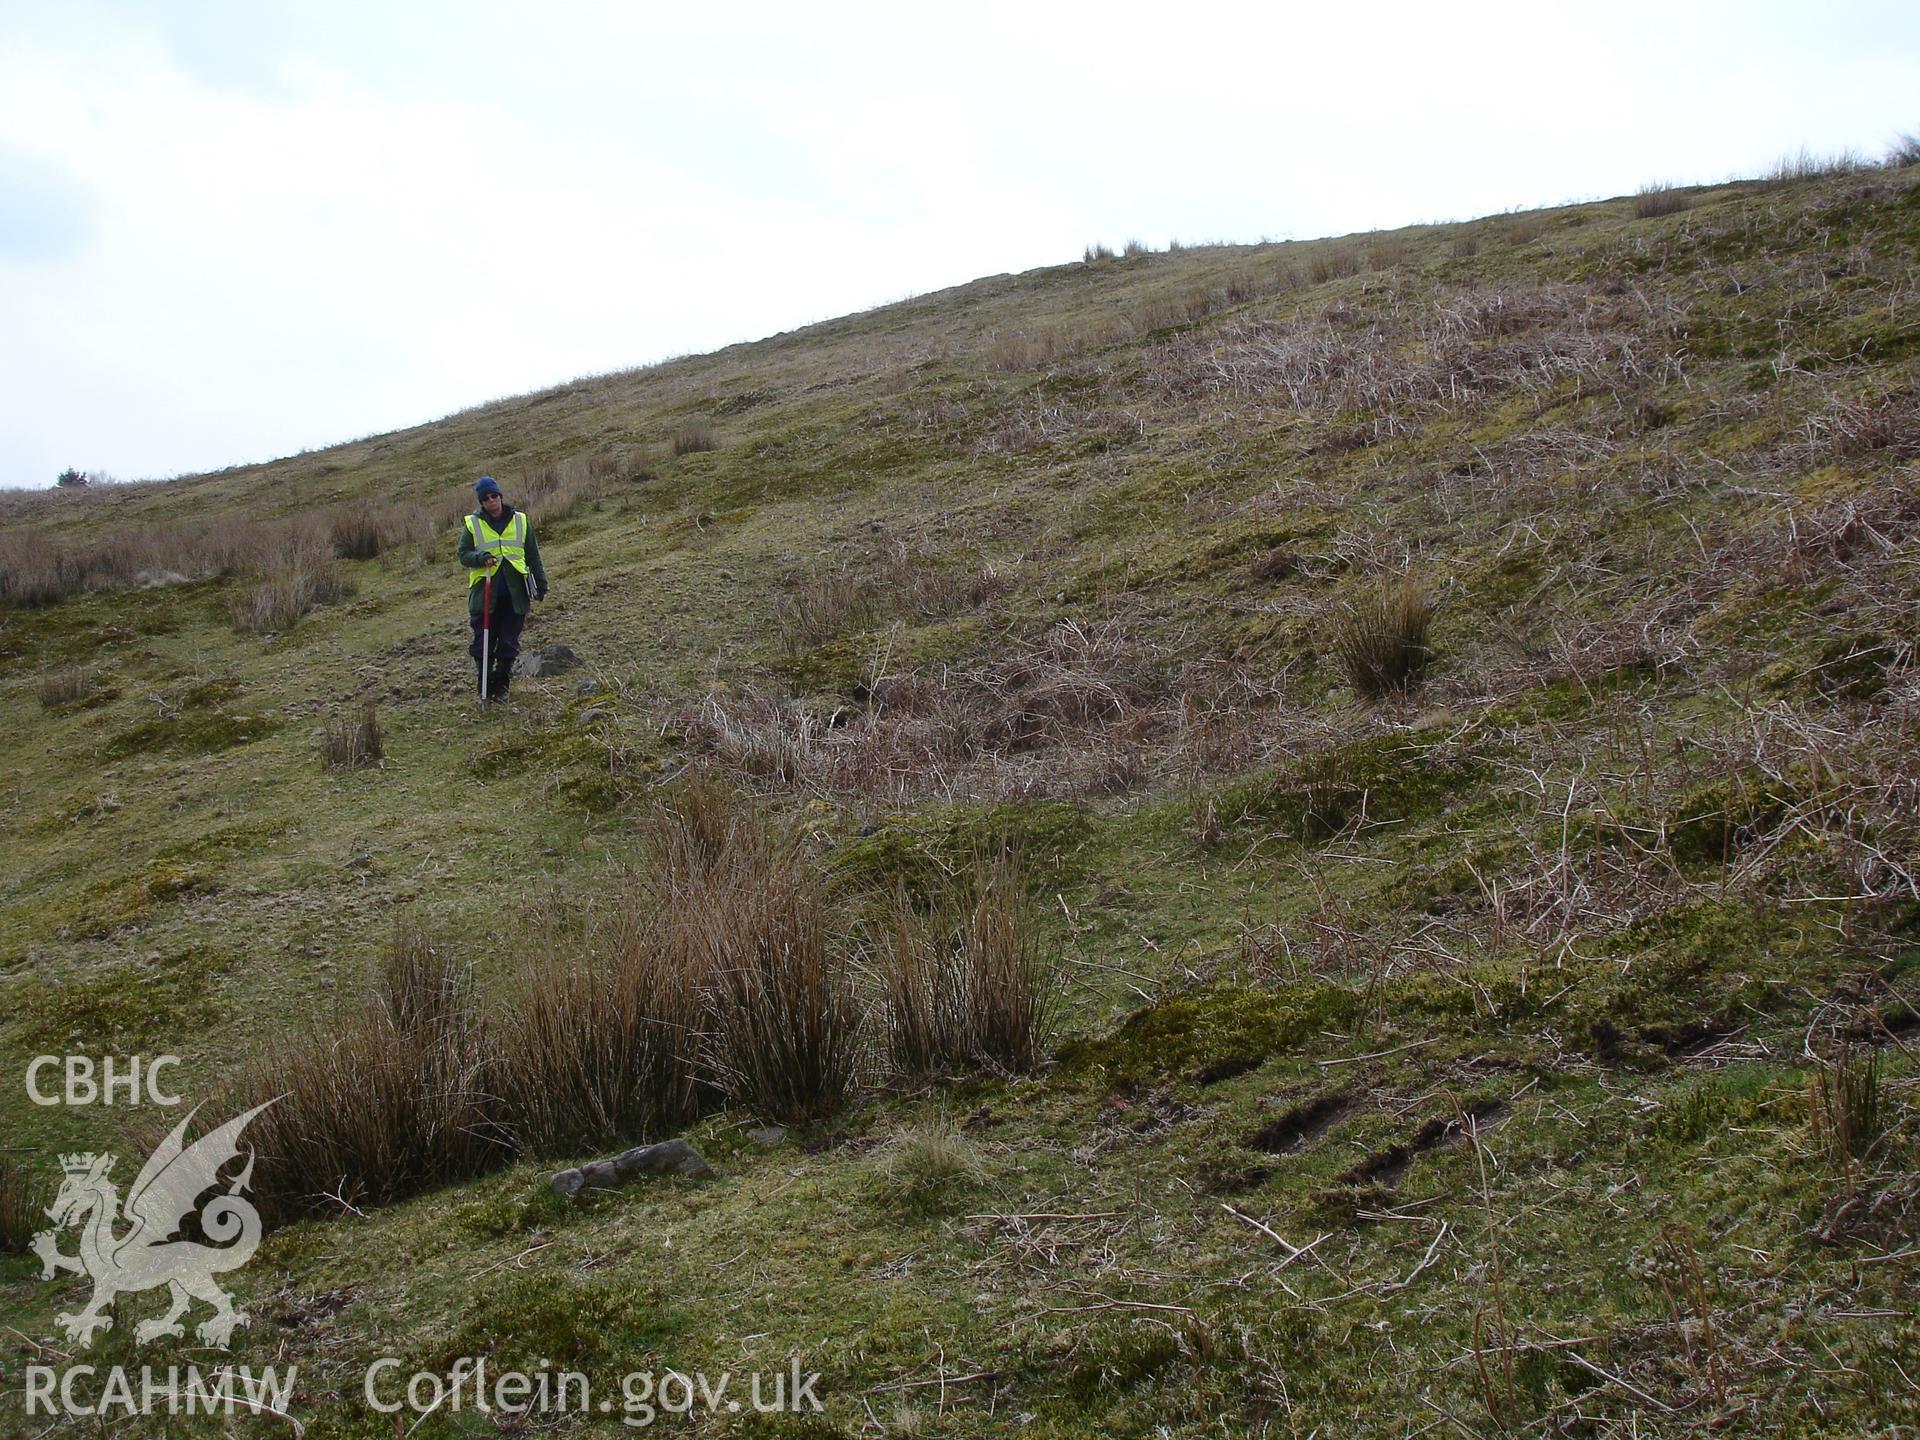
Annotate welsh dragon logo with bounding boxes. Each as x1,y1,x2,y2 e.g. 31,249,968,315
31,1101,276,1349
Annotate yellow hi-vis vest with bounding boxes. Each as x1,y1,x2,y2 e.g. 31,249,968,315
465,510,529,589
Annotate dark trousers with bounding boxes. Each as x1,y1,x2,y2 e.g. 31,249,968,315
469,589,527,670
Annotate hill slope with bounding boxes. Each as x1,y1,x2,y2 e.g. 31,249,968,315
1,168,1917,1437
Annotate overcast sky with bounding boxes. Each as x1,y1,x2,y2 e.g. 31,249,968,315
2,1,1917,490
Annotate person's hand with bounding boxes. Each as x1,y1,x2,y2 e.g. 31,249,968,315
536,585,550,602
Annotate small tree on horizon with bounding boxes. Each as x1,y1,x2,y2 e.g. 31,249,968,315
55,467,89,488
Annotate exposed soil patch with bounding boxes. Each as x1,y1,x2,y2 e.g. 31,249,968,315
1845,1002,1918,1045
1247,1092,1354,1156
272,1288,360,1334
1194,1054,1264,1087
1878,1004,1919,1039
1640,1020,1733,1057
1337,1100,1506,1188
1102,1089,1199,1135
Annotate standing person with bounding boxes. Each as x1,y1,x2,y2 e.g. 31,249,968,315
459,475,549,702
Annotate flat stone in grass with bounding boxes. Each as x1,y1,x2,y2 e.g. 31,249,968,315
527,644,581,677
550,1138,715,1197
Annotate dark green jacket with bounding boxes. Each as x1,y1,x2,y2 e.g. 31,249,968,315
457,505,549,616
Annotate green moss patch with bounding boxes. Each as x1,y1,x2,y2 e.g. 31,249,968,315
416,1272,682,1376
1214,730,1490,845
832,799,1094,897
103,705,279,758
1054,983,1360,1090
11,946,231,1050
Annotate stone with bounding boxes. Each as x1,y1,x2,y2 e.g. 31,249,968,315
526,644,581,677
550,1138,715,1198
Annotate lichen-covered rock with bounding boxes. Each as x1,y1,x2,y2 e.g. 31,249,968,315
550,1138,715,1197
527,644,581,677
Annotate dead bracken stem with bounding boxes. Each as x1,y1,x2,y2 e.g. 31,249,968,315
1465,1100,1519,1427
1654,1225,1727,1411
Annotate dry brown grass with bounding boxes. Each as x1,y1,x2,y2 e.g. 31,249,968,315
245,769,872,1214
229,553,353,632
772,570,881,661
1224,263,1296,305
646,765,745,874
644,776,861,1124
1805,390,1920,463
239,929,504,1220
0,510,332,607
513,450,621,524
1128,284,1225,336
1336,578,1435,699
320,701,385,770
874,853,1052,1077
1150,281,1668,421
875,888,973,1078
976,617,1151,750
985,327,1092,372
493,930,705,1158
700,852,860,1124
672,424,717,456
773,547,1004,666
378,924,470,1040
0,448,624,609
236,761,1059,1217
1249,546,1299,583
955,851,1051,1071
979,269,1325,370
486,790,722,1155
1365,234,1408,270
972,394,1142,454
1766,147,1869,184
0,531,69,605
1632,183,1690,218
38,665,102,708
671,616,1293,805
0,1158,50,1254
1502,213,1548,246
328,503,385,560
1305,242,1363,284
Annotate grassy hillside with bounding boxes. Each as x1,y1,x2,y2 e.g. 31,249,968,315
1,165,1917,1437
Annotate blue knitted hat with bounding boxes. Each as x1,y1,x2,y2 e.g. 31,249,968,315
475,475,502,499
